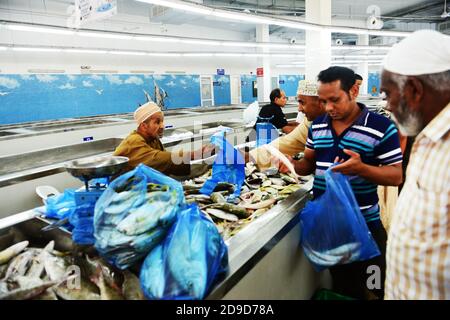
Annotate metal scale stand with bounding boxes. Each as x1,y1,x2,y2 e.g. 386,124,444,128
64,155,129,244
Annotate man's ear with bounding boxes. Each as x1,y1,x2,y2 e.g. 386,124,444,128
403,77,424,111
349,84,359,100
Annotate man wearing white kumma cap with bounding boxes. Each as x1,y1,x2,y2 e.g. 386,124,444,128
114,101,214,176
381,29,450,300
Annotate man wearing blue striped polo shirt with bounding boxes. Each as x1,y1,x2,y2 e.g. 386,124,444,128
285,67,403,300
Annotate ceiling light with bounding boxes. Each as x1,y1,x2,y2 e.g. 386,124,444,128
64,49,108,54
135,36,181,43
182,53,215,57
135,0,410,37
78,31,134,40
12,47,62,52
6,24,74,35
110,50,147,55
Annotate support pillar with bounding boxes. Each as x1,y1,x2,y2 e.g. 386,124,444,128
256,24,271,102
305,0,331,82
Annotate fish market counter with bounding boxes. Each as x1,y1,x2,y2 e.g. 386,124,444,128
207,178,331,299
0,177,330,300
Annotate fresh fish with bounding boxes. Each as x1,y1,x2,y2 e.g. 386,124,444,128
263,144,299,183
303,243,362,267
32,288,58,300
269,178,286,186
208,202,249,218
117,199,175,236
238,198,275,210
90,268,124,300
104,192,143,215
279,184,302,195
280,173,298,184
122,270,145,300
0,241,29,265
206,208,239,222
25,241,54,279
4,250,35,279
261,179,272,187
53,277,101,300
166,219,207,299
0,276,58,300
210,192,226,204
140,245,166,299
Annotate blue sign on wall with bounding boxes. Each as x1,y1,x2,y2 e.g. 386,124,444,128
241,75,257,104
213,75,231,106
368,73,381,96
278,75,305,97
217,69,225,75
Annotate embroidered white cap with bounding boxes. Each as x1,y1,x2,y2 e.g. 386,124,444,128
383,30,450,76
134,102,162,125
297,80,319,96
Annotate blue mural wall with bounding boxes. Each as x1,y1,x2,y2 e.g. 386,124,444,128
368,73,381,96
240,75,257,104
278,75,305,97
212,75,231,106
0,74,201,125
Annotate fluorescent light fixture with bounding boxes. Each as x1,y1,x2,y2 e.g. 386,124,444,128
78,31,134,40
110,50,147,56
135,36,181,43
180,39,221,46
182,53,215,57
13,47,62,52
221,42,257,48
64,49,108,54
215,53,243,57
333,55,385,59
332,45,391,51
136,0,410,37
0,46,7,51
6,24,75,35
147,52,182,57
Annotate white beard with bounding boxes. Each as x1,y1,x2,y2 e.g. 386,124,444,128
391,101,423,137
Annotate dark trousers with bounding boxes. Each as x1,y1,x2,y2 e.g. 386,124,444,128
329,220,387,300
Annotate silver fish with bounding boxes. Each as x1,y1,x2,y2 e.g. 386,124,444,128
0,241,29,265
205,208,239,222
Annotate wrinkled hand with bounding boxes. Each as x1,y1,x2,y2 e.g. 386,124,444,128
192,144,216,160
331,149,365,175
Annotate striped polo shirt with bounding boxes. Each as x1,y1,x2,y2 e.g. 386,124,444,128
305,103,402,223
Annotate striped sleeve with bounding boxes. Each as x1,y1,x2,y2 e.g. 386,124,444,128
306,126,314,149
374,123,403,165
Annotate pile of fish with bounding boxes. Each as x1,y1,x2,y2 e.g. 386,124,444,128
95,175,181,269
182,162,304,240
0,240,145,300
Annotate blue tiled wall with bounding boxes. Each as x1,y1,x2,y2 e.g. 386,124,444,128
0,74,201,125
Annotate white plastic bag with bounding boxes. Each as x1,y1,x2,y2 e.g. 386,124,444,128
242,101,260,126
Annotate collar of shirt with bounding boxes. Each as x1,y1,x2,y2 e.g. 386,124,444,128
418,102,450,143
324,102,369,127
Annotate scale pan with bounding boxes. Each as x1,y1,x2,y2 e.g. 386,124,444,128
65,155,129,181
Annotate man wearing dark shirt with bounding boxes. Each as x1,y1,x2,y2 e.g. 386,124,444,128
256,88,298,134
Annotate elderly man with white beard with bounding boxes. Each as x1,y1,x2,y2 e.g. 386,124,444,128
380,29,450,300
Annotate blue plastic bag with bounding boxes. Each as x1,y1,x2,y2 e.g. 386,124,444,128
94,164,185,269
200,131,245,200
140,204,228,300
300,167,380,271
45,189,77,220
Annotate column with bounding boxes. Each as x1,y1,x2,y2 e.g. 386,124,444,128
356,34,369,96
256,24,271,103
305,0,331,81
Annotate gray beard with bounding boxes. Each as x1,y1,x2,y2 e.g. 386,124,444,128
391,100,423,137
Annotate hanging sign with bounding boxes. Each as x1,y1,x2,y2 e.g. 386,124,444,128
216,69,225,75
75,0,117,25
